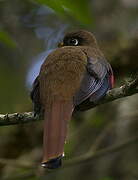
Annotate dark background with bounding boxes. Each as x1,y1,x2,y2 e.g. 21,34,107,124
0,0,138,179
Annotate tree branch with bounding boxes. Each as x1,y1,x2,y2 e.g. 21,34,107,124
76,75,138,110
0,112,37,126
0,75,138,126
101,75,138,104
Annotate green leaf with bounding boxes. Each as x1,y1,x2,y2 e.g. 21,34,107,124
33,0,93,25
0,30,17,48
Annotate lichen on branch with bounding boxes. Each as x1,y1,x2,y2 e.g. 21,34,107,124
0,75,137,126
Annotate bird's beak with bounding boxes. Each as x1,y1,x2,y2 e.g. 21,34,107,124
58,42,64,48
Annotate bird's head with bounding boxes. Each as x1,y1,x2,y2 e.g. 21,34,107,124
58,30,97,48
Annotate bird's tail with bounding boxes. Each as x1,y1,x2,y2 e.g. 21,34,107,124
42,100,73,169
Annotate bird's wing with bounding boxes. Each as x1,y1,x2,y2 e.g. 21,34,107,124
74,57,113,107
30,76,42,115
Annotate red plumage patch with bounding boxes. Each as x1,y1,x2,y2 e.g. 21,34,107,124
110,75,115,88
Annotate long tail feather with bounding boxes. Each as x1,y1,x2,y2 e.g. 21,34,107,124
42,100,73,168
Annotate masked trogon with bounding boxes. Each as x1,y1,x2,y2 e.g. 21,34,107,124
30,30,114,169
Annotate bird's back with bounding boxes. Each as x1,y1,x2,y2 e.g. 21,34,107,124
39,46,87,106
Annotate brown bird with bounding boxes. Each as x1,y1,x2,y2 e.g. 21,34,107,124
31,30,114,169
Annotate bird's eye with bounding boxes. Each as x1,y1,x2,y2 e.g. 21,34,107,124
68,38,79,46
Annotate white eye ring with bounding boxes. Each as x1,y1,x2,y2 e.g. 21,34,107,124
68,38,79,46
73,39,79,45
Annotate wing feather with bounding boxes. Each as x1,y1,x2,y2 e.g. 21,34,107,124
74,57,112,106
30,76,42,115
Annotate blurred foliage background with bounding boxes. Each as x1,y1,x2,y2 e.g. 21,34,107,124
0,0,138,179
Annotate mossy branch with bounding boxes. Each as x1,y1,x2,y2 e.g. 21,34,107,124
0,75,138,126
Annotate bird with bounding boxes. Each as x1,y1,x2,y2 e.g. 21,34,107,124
30,30,114,169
